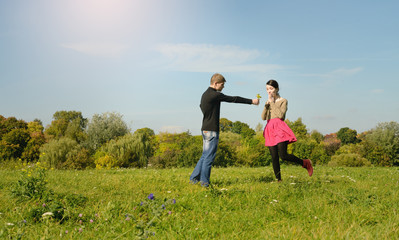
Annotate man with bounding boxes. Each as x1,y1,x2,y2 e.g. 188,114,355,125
190,73,259,187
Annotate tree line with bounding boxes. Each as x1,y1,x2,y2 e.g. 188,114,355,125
1,111,398,169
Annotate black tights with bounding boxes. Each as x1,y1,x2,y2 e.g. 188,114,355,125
268,141,303,180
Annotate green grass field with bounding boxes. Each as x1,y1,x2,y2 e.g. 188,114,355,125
1,166,398,239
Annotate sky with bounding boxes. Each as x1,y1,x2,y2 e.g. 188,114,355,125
1,0,398,136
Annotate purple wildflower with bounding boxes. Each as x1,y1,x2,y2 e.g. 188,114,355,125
172,199,176,204
162,204,165,209
148,193,155,200
42,203,46,207
78,228,83,233
90,219,94,223
65,230,68,234
168,211,172,215
78,213,83,218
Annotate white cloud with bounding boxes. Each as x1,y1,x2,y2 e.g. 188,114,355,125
61,42,128,57
155,43,284,73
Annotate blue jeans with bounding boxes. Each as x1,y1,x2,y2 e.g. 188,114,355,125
190,131,219,187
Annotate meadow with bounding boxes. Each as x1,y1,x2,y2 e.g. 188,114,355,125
1,165,398,239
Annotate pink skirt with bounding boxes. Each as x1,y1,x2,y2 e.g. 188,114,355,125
263,118,297,146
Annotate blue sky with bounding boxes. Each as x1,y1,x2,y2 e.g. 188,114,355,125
1,0,398,135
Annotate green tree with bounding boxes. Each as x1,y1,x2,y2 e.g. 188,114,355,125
84,112,130,153
0,116,31,160
322,133,341,156
0,128,30,160
231,121,255,139
134,127,155,137
21,121,46,162
44,111,87,143
337,127,359,145
285,118,308,138
39,137,81,169
310,130,324,144
0,116,28,139
365,121,399,166
220,118,233,132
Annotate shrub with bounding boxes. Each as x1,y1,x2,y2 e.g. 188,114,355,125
150,132,198,168
94,152,119,169
328,153,371,167
94,133,154,168
64,147,94,169
214,140,236,167
39,138,80,169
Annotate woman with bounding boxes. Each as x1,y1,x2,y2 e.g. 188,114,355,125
261,80,313,181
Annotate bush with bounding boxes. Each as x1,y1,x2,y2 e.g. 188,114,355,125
39,138,80,169
213,140,236,167
95,133,154,168
150,132,199,168
235,133,271,167
64,147,94,169
328,153,371,167
94,152,119,169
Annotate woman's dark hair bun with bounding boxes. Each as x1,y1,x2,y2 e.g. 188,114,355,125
266,79,279,89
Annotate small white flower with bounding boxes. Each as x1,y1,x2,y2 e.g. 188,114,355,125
6,223,14,226
220,188,228,191
167,191,172,193
273,199,278,202
290,183,296,185
42,212,54,218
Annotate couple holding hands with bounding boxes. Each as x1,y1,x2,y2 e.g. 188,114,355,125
190,73,313,187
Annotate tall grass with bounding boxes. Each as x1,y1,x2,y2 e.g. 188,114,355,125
1,166,398,239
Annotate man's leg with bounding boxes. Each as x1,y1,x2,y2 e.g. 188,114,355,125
199,131,219,187
190,131,208,183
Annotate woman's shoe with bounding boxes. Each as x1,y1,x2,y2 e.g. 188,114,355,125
303,159,313,177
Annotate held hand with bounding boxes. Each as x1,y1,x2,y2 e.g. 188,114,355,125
252,99,260,105
267,94,275,103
